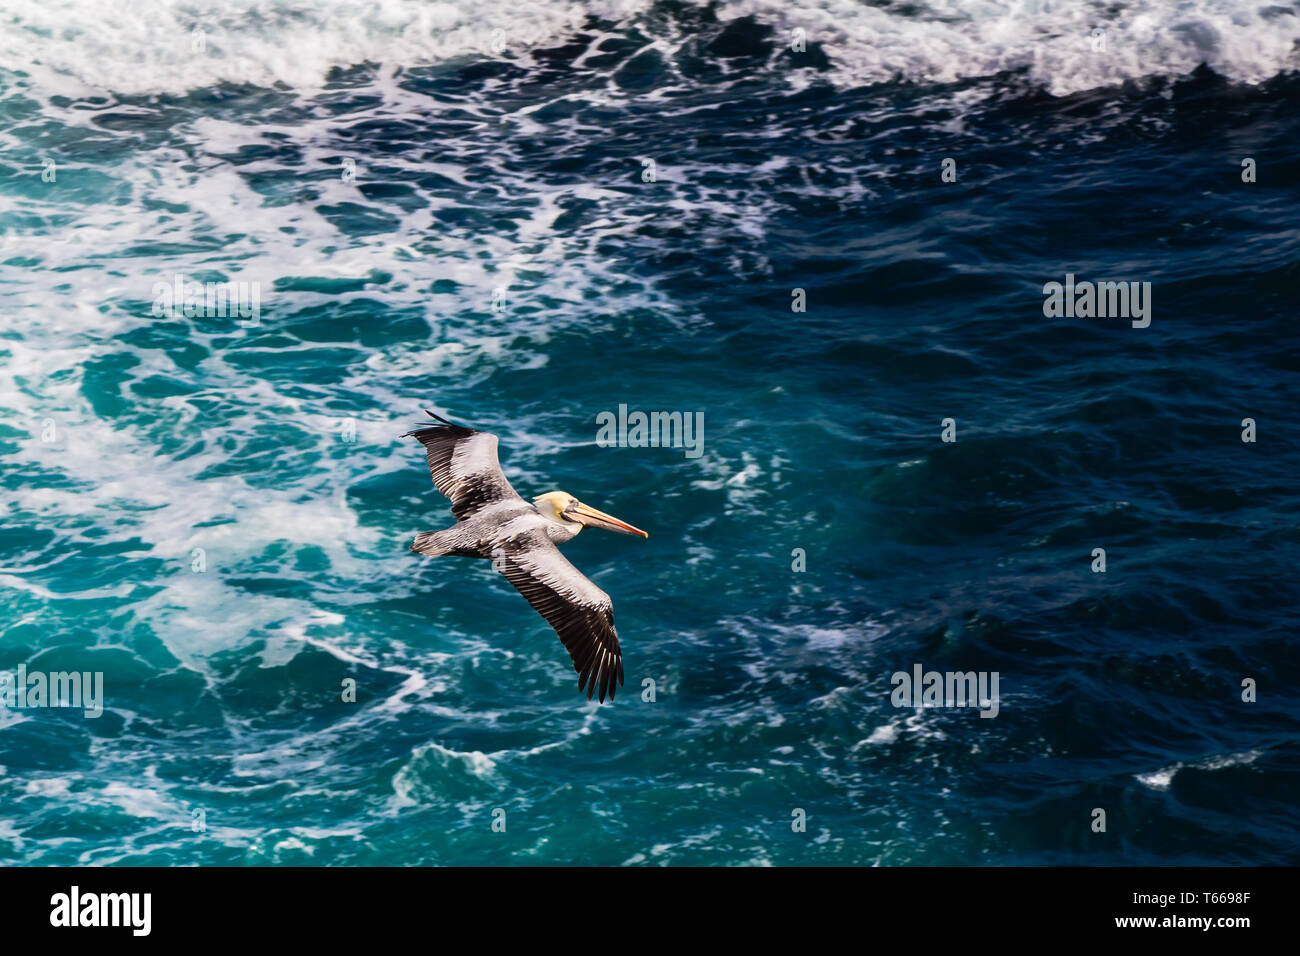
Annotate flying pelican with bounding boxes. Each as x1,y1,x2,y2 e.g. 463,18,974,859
403,410,648,703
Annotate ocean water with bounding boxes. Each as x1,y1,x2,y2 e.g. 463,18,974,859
1,0,1299,866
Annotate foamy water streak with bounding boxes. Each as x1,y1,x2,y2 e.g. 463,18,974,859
718,0,1300,95
1,0,1297,97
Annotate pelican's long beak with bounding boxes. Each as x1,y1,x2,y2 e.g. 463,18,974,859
571,501,649,538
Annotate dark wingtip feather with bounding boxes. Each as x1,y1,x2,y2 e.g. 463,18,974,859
421,408,461,426
403,407,472,439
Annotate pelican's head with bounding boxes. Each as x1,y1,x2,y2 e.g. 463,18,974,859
532,491,648,538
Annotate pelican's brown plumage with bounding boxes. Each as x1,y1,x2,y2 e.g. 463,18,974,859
403,410,647,702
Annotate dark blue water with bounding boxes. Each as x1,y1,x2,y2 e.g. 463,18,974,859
0,1,1298,865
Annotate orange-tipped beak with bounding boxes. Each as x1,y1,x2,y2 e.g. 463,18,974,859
570,502,649,538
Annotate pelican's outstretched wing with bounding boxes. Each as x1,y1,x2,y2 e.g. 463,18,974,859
402,410,524,521
495,528,624,703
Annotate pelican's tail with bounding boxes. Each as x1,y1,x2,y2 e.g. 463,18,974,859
411,529,455,557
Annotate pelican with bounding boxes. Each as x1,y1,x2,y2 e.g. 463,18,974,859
403,409,648,703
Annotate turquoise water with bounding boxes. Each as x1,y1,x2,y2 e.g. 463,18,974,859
2,1,1299,865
